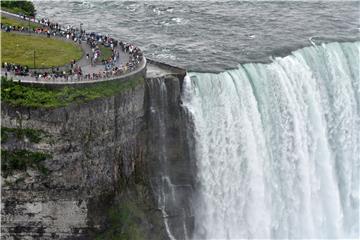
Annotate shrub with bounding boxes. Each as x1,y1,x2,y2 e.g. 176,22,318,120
1,149,51,177
1,127,44,143
1,0,36,17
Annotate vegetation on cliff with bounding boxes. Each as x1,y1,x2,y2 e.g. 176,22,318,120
1,32,83,68
95,185,166,240
1,0,36,16
1,126,49,177
1,127,44,143
96,200,145,240
1,76,144,108
2,149,50,177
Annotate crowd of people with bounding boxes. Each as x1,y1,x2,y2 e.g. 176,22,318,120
121,42,144,72
26,66,131,82
2,62,29,76
1,12,145,82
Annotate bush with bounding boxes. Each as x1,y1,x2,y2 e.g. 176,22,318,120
1,149,50,177
1,127,44,143
1,0,36,17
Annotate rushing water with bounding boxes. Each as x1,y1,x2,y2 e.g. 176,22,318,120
33,1,360,239
182,41,360,239
34,1,359,72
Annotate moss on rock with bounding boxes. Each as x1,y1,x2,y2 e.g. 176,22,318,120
95,183,166,240
1,127,45,143
1,149,51,177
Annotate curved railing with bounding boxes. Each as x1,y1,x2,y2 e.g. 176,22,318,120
10,57,147,87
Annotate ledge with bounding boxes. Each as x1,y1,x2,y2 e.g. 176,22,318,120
10,57,147,89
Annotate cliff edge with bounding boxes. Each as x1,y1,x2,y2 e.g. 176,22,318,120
1,61,194,240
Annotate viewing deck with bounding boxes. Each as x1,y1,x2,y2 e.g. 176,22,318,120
1,10,186,88
1,10,146,87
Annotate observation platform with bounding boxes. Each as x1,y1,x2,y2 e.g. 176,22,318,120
0,10,186,88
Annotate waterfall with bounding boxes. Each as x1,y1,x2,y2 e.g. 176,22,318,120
182,42,360,239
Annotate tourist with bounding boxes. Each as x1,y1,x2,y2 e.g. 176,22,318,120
1,10,144,82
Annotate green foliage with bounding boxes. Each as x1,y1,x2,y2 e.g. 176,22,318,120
1,32,83,68
1,149,51,177
96,201,145,240
1,128,9,143
1,0,36,16
1,127,44,143
1,76,144,108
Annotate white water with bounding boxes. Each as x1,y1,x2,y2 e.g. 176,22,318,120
182,42,360,239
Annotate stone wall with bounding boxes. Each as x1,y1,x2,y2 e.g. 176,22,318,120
145,75,195,239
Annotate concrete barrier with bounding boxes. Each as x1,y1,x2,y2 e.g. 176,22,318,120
146,58,187,87
146,58,186,75
17,57,147,89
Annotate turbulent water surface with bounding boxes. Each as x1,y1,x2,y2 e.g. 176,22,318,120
34,1,359,72
33,1,360,239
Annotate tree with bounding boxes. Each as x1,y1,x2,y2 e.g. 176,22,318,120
1,0,36,17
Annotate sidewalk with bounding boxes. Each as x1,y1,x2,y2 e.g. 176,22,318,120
1,10,135,83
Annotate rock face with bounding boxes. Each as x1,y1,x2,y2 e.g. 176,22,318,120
1,70,194,239
145,75,195,240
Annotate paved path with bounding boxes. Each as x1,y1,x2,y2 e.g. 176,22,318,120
4,58,146,85
1,10,183,84
1,10,134,83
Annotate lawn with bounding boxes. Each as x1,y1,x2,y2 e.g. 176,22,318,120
99,45,113,62
1,32,83,68
1,16,41,29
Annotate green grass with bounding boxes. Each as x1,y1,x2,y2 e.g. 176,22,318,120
1,32,83,68
1,127,45,143
1,149,51,177
1,76,144,108
1,15,41,29
99,45,113,62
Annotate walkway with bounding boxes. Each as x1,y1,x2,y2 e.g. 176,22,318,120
1,10,143,84
1,10,185,85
